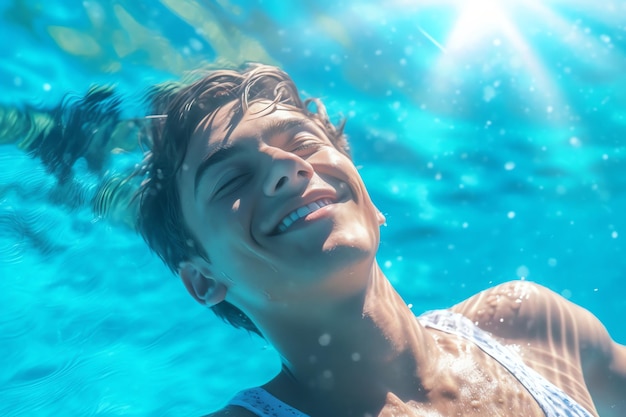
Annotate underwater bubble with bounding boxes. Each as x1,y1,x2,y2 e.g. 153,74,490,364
189,38,203,51
516,265,529,279
483,86,496,102
569,137,582,147
318,333,331,346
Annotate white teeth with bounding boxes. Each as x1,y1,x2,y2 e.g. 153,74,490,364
277,199,332,233
296,206,310,217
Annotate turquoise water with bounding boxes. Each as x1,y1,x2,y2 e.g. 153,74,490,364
1,1,625,416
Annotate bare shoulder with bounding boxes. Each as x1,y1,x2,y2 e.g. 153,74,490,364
451,280,595,341
202,405,257,417
452,280,626,416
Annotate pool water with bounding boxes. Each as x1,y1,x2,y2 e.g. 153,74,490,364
1,1,625,416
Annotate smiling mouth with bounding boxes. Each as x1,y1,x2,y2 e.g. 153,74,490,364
275,198,334,234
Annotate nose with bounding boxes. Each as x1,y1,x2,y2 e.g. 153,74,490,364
262,148,313,197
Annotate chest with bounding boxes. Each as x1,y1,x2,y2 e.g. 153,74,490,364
376,343,547,417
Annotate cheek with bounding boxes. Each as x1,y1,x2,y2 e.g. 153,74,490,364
203,200,272,275
325,150,345,167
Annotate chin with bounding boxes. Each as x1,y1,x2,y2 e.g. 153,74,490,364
323,223,379,252
320,234,378,272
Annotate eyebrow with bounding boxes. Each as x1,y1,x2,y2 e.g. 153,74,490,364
193,118,317,197
194,143,240,198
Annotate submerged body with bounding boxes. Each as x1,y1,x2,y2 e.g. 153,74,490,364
119,64,625,417
211,281,624,417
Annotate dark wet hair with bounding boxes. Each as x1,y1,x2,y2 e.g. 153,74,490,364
136,63,349,336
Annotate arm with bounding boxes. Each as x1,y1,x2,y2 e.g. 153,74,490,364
576,307,626,417
526,283,626,416
452,280,626,417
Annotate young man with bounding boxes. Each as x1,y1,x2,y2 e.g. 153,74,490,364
136,63,626,417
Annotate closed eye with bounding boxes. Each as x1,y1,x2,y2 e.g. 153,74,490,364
290,134,326,155
291,142,319,153
213,173,251,198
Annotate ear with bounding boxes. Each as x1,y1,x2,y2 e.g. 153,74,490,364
179,261,227,307
376,207,386,226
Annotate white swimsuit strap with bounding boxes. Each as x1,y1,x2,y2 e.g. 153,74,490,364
228,387,310,417
418,309,595,417
227,310,596,417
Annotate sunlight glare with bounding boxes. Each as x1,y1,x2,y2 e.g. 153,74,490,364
447,0,512,51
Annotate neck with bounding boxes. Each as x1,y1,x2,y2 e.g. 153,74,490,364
249,263,438,414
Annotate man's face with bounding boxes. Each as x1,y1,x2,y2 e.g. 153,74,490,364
178,100,383,309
